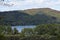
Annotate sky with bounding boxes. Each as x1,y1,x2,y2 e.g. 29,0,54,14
0,0,60,11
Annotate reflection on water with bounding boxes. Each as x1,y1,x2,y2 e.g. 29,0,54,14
12,26,35,32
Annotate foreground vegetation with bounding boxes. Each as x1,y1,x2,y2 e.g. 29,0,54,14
0,24,60,40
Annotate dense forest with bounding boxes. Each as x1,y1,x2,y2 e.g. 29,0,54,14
0,8,60,26
0,24,60,40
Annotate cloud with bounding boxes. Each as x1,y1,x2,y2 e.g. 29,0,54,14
0,0,60,11
8,0,60,7
11,0,45,6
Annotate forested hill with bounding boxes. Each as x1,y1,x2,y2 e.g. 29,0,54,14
0,8,60,26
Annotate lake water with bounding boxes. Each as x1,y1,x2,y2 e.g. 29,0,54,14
12,26,35,32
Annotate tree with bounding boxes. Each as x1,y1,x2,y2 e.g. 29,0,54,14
34,24,48,35
0,25,13,35
0,25,6,34
21,28,34,36
0,34,7,40
34,24,60,35
5,26,13,34
13,28,18,34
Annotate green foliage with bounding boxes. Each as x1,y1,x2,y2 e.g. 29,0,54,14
0,34,7,40
6,26,13,34
34,24,60,36
0,24,60,40
0,25,13,35
20,24,60,40
21,28,34,36
13,28,18,34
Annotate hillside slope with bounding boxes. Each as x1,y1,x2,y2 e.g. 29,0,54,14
0,8,60,26
24,8,60,17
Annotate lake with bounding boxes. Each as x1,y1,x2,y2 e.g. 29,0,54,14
12,26,35,32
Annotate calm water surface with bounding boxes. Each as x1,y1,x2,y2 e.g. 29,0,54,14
12,26,35,32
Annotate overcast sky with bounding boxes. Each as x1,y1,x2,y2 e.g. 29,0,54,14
0,0,60,11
